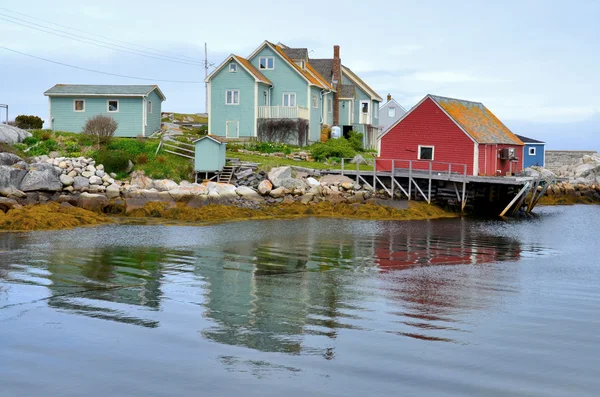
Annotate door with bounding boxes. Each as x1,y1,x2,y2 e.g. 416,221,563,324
360,101,370,124
226,121,239,138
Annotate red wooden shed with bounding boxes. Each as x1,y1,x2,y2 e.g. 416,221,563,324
377,95,524,176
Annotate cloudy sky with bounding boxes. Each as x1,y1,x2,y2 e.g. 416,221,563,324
1,0,598,149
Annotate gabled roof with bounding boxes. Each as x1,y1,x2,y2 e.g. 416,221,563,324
379,98,407,113
341,66,383,102
271,43,331,89
309,59,334,84
515,134,545,144
192,135,227,145
205,54,272,85
429,95,523,145
340,85,356,99
281,47,308,60
44,84,166,100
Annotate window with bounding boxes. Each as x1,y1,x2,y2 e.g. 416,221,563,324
108,100,119,112
388,107,396,118
229,63,237,73
147,101,152,114
226,90,240,105
328,97,333,113
295,60,305,69
418,145,434,160
361,102,369,113
283,92,296,107
73,100,85,112
312,93,318,108
529,147,536,155
258,57,274,70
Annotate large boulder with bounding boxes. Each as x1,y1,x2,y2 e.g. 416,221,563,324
257,180,272,195
77,192,108,212
0,153,25,167
319,174,354,186
236,186,263,202
19,166,62,192
268,166,292,187
0,125,32,144
278,178,307,191
153,179,179,192
105,184,121,199
0,165,28,196
214,183,238,199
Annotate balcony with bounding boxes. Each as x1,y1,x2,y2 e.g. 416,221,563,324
258,106,309,120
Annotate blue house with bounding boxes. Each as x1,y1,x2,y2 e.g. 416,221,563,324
516,134,546,168
205,41,382,148
44,85,166,137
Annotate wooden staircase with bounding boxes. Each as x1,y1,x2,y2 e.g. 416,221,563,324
217,166,236,183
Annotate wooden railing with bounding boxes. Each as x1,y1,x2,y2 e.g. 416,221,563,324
257,106,309,120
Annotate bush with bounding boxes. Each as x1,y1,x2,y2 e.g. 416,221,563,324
23,136,39,146
156,155,167,164
77,133,96,147
310,138,356,161
84,115,118,147
347,130,364,151
64,142,80,154
136,153,148,164
96,150,131,173
14,115,44,130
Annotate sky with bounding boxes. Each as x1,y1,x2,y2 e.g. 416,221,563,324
0,0,598,150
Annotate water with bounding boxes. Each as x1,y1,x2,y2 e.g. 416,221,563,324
1,206,599,396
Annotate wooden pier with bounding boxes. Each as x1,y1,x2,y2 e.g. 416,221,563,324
329,158,551,216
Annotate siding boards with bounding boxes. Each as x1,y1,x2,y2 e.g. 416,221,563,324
309,86,321,142
146,90,163,135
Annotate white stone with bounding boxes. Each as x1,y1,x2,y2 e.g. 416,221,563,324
236,186,263,202
59,174,75,186
268,166,292,188
305,177,320,188
58,161,68,169
101,174,111,183
96,170,105,178
89,175,102,185
105,183,120,199
96,164,104,171
81,171,93,178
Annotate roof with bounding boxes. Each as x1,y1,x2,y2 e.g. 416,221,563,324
429,95,524,145
233,55,272,84
515,134,545,144
205,54,272,85
309,59,334,84
282,47,308,60
341,66,383,102
192,135,227,144
44,84,166,100
271,43,331,89
379,98,407,113
340,85,355,99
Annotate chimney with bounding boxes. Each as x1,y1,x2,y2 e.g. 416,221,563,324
387,93,392,101
333,45,341,126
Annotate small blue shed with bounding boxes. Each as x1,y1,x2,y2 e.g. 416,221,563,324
193,135,227,173
516,134,545,168
44,84,166,137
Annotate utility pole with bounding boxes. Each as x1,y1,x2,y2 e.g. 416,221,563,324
204,42,208,114
0,104,7,124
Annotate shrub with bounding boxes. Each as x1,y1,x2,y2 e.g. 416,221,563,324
84,115,118,148
14,115,44,130
77,133,96,147
156,155,167,164
347,130,364,151
41,131,52,141
96,150,131,173
65,142,80,154
309,138,356,161
23,136,39,146
136,153,148,164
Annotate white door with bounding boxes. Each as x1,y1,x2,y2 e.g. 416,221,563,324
360,101,370,124
226,121,239,138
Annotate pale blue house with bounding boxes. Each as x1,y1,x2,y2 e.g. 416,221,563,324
206,41,382,148
516,134,546,168
44,85,166,137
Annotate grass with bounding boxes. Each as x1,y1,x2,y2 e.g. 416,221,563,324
165,113,208,124
229,151,375,172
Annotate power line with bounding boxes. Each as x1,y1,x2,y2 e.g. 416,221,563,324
0,7,202,63
0,13,203,66
0,45,204,84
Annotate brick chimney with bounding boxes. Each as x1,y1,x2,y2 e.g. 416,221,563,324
333,45,341,126
387,93,392,101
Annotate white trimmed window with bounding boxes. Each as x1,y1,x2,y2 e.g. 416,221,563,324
312,93,318,108
108,100,119,112
282,92,296,107
229,63,237,73
148,101,152,114
74,100,85,112
529,147,536,155
258,57,274,70
328,96,333,113
418,145,434,160
226,90,240,105
388,107,396,118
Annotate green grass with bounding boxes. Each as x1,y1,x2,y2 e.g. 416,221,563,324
228,151,375,172
172,113,208,124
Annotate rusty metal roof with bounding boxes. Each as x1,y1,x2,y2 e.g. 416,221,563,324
429,95,524,145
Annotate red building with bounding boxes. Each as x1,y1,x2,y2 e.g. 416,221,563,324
377,95,524,176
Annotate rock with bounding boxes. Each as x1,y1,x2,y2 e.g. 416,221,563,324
58,161,68,169
350,154,367,165
268,166,293,188
0,197,22,212
73,176,90,191
269,187,288,198
341,182,355,190
153,179,179,192
130,171,153,189
278,178,307,191
101,174,112,183
89,176,102,185
168,188,194,202
319,174,354,186
574,163,596,176
214,183,238,198
236,186,263,202
19,169,62,192
105,184,120,199
67,170,78,178
0,153,25,166
235,168,254,179
125,160,134,174
96,164,104,171
77,192,108,212
305,177,320,188
299,193,314,204
48,151,61,159
0,165,28,197
59,174,75,186
0,125,32,144
81,171,94,178
110,173,117,178
96,170,106,178
258,180,273,195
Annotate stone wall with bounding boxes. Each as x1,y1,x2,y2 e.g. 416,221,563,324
545,150,597,172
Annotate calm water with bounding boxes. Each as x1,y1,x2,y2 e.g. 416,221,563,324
1,206,599,396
